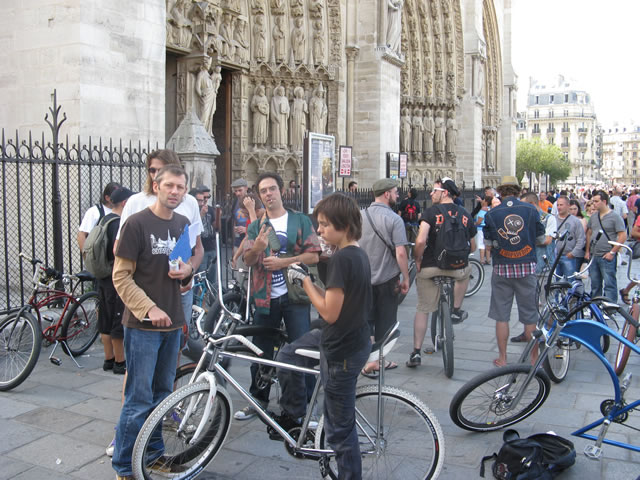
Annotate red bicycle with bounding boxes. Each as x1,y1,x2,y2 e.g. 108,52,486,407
0,253,100,391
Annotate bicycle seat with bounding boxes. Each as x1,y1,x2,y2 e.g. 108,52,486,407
548,281,572,291
75,270,95,282
295,348,320,360
367,328,401,363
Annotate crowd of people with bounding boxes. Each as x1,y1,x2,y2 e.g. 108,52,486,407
77,151,640,479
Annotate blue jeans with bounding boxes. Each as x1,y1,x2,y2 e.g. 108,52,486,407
321,340,371,479
112,327,181,476
250,293,311,403
554,255,576,278
370,275,400,341
590,255,618,302
198,249,217,276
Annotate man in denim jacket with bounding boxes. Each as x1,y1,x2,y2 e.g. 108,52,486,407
484,176,545,367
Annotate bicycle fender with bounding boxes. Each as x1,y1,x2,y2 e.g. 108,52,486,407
188,372,219,445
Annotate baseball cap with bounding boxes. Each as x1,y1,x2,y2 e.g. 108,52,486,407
440,177,460,197
110,187,135,204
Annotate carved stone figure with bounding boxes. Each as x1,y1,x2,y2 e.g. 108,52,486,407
253,15,267,62
445,110,457,154
271,0,285,14
270,85,290,149
251,0,265,14
434,109,445,153
412,108,423,153
475,60,485,99
400,107,411,153
272,15,286,63
233,18,249,63
486,133,495,169
290,86,308,151
219,13,235,59
291,17,305,64
310,0,324,18
251,84,269,147
167,0,192,48
312,20,324,64
195,58,222,136
309,83,328,134
423,108,435,153
387,0,403,54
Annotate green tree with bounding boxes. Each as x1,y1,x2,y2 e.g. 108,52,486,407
516,138,572,186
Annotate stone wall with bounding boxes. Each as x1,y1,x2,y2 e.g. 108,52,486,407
0,0,165,144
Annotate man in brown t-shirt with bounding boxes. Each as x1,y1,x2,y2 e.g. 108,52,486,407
111,165,194,480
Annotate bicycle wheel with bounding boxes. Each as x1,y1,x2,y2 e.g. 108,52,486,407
174,362,198,391
132,381,232,480
542,337,571,383
315,384,444,480
0,312,42,391
61,291,100,357
613,306,639,376
429,311,438,347
464,258,484,297
449,364,551,432
439,300,454,378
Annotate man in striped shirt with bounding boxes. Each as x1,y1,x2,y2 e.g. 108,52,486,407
483,176,545,368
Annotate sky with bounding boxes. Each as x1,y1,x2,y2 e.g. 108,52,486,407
511,0,640,127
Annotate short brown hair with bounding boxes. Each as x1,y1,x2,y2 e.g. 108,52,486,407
256,171,284,192
154,165,187,187
497,184,521,198
145,149,182,194
313,193,362,241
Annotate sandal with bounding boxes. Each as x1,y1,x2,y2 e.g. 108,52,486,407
620,289,631,305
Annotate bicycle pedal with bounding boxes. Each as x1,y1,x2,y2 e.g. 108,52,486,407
583,444,602,460
50,357,62,366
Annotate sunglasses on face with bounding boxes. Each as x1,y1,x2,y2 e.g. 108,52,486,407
148,167,159,174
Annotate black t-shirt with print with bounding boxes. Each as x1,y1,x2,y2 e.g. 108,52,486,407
420,203,477,269
321,246,372,361
116,208,190,329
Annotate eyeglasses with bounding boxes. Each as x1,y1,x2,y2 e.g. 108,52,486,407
431,188,446,193
148,167,159,174
203,195,211,200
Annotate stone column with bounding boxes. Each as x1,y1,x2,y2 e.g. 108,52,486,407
500,0,517,176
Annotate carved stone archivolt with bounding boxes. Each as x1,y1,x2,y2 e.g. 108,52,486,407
398,0,463,180
481,0,502,178
166,0,340,183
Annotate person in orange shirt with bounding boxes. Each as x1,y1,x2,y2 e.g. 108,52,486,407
538,191,553,213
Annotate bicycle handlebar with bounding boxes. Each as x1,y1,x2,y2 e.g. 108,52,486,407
607,241,640,285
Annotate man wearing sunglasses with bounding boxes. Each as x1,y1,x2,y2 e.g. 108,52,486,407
193,185,218,274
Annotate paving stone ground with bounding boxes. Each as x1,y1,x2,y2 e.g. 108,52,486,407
1,265,639,479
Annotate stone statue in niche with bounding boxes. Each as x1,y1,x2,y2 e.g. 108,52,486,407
195,57,222,136
486,133,495,170
475,60,484,99
310,0,324,18
270,85,290,150
233,18,249,63
291,17,305,64
445,110,457,155
251,84,269,147
387,0,404,54
434,109,445,153
412,107,423,153
219,12,235,59
423,108,435,153
167,0,192,48
253,14,267,62
400,107,412,153
309,83,328,134
272,15,286,63
290,86,308,151
312,20,324,64
251,0,265,14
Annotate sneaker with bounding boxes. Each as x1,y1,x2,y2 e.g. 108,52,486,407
106,427,116,457
113,361,126,375
103,358,115,371
267,411,302,440
451,309,468,324
406,351,421,368
234,402,266,421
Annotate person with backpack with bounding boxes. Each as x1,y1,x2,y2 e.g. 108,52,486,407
77,182,120,250
91,186,134,375
483,176,545,367
406,178,476,367
397,187,422,243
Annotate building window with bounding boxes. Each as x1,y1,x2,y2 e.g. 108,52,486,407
535,96,539,104
564,94,569,102
519,134,524,140
534,110,539,118
549,110,554,118
564,109,569,117
550,94,554,104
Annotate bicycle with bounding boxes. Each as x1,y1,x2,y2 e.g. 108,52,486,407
131,239,445,479
429,275,456,378
0,253,99,391
464,254,485,297
448,240,640,458
613,260,640,376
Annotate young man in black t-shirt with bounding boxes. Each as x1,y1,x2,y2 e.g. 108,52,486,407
273,193,372,479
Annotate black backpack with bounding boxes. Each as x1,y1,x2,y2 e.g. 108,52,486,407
481,429,576,480
432,204,470,270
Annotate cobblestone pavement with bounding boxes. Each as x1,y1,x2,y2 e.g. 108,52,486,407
1,265,639,479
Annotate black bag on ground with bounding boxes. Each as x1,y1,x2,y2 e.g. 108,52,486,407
480,429,576,480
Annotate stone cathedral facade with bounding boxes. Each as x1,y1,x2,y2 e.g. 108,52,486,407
0,0,516,191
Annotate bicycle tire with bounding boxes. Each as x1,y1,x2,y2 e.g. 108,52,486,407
315,384,444,480
132,380,232,480
439,300,454,378
430,311,437,347
542,338,571,383
449,364,551,432
60,291,100,357
464,258,484,297
0,312,42,391
613,305,639,376
175,362,198,391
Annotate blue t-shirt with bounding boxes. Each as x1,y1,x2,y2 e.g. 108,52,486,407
476,209,487,232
